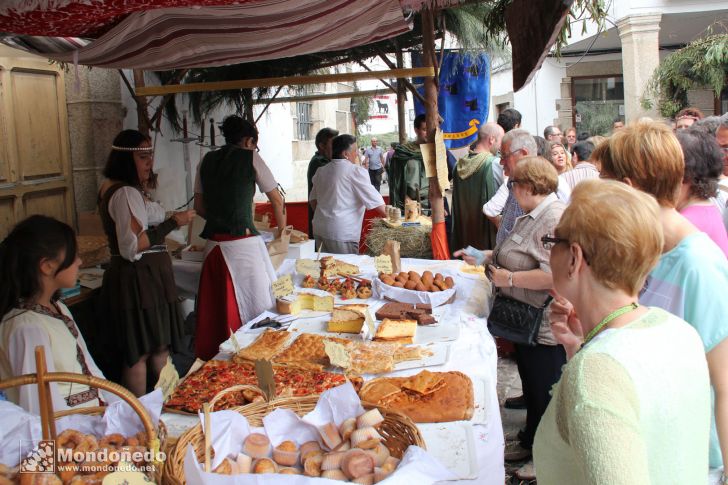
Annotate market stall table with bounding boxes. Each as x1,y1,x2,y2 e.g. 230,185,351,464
162,254,504,484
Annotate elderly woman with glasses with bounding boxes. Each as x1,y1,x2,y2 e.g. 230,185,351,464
534,179,710,484
550,121,728,484
457,156,566,479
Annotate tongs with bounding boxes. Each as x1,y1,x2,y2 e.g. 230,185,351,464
250,314,297,330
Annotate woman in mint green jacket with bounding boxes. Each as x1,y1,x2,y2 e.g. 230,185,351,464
533,179,711,484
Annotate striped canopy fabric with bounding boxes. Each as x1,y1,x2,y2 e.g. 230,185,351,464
0,0,412,70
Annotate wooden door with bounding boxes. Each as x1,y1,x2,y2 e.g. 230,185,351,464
0,57,74,239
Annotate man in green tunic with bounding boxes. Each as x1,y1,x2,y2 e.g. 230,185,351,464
451,122,504,252
388,114,429,210
307,127,338,236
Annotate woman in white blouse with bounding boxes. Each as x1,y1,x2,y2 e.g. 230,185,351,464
0,215,116,414
98,129,194,396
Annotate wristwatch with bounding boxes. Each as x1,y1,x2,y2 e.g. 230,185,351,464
507,272,514,288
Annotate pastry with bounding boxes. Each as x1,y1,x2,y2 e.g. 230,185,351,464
321,469,347,480
341,449,374,480
339,418,356,441
374,319,417,344
341,286,357,299
276,292,334,314
213,458,233,474
303,452,323,477
273,440,299,467
321,451,346,471
327,304,367,333
378,271,454,293
274,334,352,371
356,284,372,299
320,257,360,277
356,409,384,428
252,458,277,474
358,371,474,423
350,427,382,448
319,422,342,450
235,454,252,474
243,433,271,458
375,302,436,325
232,329,291,362
302,274,316,288
279,467,301,475
299,440,321,458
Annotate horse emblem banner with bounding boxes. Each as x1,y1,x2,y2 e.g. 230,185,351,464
413,52,490,149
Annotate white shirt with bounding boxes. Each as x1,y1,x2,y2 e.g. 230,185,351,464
483,177,571,217
0,303,116,415
711,178,728,232
193,149,278,195
108,186,153,262
310,159,384,242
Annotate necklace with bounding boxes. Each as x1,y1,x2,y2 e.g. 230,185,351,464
583,302,639,346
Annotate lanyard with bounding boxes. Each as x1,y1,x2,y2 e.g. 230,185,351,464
583,302,639,346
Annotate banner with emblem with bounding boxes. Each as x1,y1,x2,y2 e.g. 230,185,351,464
412,52,490,150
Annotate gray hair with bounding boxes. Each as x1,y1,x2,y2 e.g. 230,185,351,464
719,113,728,131
694,116,722,135
503,128,537,156
543,125,560,138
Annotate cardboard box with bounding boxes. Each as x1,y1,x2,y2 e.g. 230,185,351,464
287,239,315,260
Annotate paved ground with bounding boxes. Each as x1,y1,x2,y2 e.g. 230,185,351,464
497,355,538,484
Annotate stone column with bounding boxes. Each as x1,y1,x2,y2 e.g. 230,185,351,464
617,13,662,122
65,68,124,212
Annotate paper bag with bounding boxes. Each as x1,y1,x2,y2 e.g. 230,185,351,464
383,240,402,274
266,226,292,270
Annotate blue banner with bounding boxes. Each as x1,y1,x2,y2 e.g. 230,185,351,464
412,52,490,149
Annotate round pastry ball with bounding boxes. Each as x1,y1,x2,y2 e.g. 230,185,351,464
434,273,444,282
444,276,455,289
422,270,434,280
404,280,417,290
392,281,405,288
429,284,441,292
414,282,426,291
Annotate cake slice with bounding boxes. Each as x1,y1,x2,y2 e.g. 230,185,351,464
374,319,417,344
276,292,334,314
327,304,368,333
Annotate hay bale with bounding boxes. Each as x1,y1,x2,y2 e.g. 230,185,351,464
365,219,432,258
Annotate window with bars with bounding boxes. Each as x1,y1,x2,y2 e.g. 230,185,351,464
297,102,313,140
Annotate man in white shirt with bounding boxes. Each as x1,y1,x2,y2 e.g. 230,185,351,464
364,137,385,191
310,134,386,254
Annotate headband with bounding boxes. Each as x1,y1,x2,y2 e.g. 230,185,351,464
111,145,154,152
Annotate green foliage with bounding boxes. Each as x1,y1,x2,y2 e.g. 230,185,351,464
642,32,728,118
351,84,373,136
481,0,608,56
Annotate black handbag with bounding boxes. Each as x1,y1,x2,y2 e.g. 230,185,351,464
487,291,553,346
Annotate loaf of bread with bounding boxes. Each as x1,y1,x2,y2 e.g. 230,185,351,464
358,370,474,423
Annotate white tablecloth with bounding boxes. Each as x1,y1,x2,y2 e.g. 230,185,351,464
164,255,504,484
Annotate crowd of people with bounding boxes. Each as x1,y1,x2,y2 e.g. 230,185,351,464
1,102,728,484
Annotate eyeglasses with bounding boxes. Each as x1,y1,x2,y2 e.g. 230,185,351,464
541,234,569,250
541,234,591,264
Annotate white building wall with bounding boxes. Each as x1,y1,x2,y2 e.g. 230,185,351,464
489,59,566,136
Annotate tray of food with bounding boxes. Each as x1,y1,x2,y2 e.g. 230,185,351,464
163,359,359,414
374,270,456,307
230,330,435,375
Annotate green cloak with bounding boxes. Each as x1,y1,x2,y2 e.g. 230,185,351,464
450,151,497,251
387,142,429,210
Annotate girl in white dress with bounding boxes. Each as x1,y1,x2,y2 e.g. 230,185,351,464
0,215,111,414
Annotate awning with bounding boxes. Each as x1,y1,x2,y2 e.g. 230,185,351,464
0,0,411,70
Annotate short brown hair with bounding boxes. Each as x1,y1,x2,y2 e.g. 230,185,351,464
556,179,663,295
512,156,559,195
599,122,684,207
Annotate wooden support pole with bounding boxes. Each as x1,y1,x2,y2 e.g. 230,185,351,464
377,50,427,105
132,69,152,136
395,49,407,144
135,67,435,97
354,60,398,94
421,8,445,227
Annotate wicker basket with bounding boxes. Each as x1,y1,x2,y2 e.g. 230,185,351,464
0,348,165,483
164,385,425,485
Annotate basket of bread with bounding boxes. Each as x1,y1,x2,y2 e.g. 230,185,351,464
165,383,456,485
0,347,166,485
373,271,456,307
